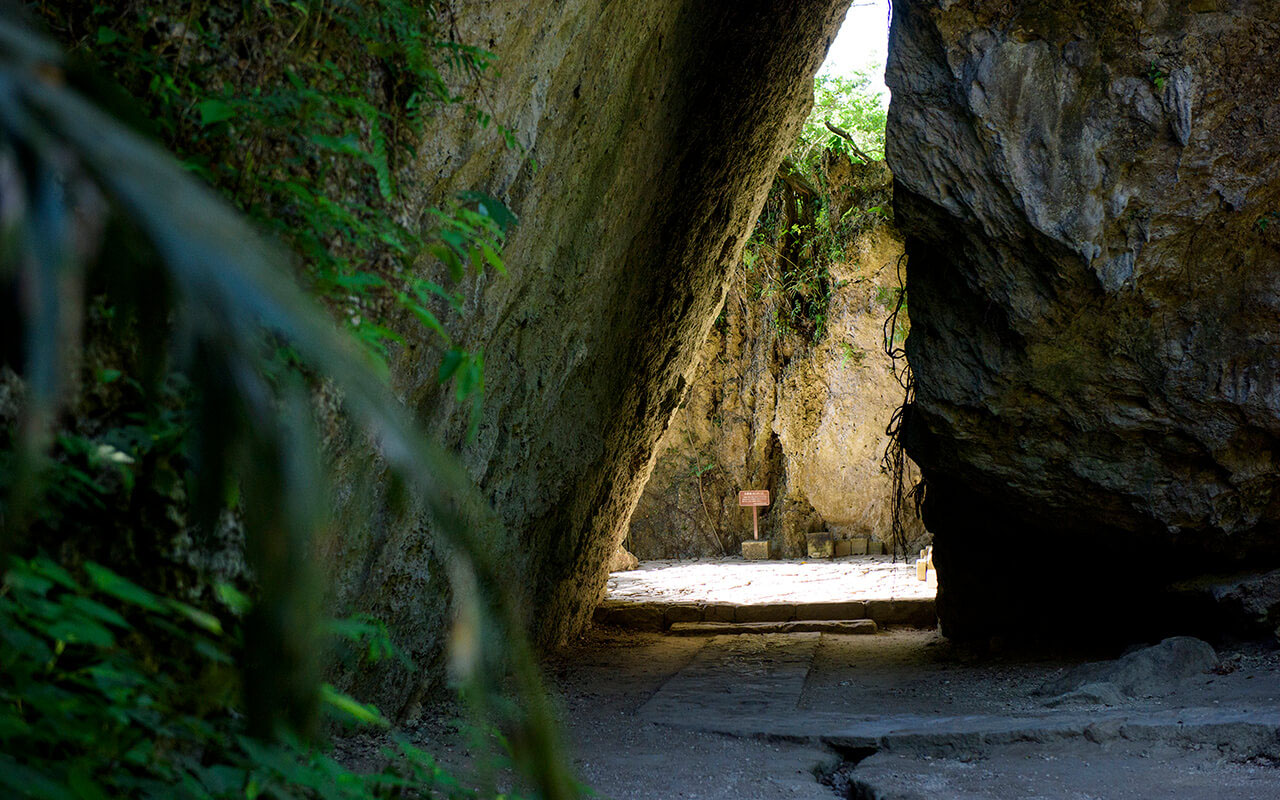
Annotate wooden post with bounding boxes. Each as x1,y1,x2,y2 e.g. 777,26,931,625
738,490,770,541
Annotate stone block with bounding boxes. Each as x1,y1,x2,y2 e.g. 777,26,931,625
847,537,869,555
742,540,771,560
795,601,867,621
664,603,706,625
668,619,877,635
734,603,796,623
834,540,853,557
916,559,928,581
593,601,665,631
704,603,737,622
807,531,834,559
789,619,877,635
866,539,886,555
866,598,937,628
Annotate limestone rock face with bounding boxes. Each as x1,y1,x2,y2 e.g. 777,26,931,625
322,0,850,711
629,162,928,560
607,546,640,573
886,0,1280,637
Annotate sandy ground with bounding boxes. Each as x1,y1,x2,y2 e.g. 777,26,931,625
606,556,933,604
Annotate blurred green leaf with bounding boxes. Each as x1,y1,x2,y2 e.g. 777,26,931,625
82,563,166,613
438,348,465,383
168,599,223,635
319,684,389,728
215,583,251,616
196,98,236,127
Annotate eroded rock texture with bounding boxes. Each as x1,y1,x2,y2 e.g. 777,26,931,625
628,161,928,560
887,0,1280,638
323,0,850,712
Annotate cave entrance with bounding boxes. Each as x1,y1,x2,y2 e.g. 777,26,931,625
601,0,933,634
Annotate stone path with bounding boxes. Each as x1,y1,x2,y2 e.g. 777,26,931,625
638,633,822,730
628,632,1280,799
638,634,1280,748
608,556,932,604
669,619,878,635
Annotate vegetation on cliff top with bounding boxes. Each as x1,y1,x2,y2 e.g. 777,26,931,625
738,68,890,344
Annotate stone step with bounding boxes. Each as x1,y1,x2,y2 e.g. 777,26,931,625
669,619,878,635
593,597,936,632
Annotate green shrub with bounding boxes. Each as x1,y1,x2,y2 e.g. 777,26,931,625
34,0,517,427
0,556,508,799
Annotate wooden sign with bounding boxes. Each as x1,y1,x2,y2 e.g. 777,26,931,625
738,490,770,542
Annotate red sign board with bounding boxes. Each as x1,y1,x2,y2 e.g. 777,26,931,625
738,490,770,507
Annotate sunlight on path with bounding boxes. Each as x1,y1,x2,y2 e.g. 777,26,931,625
607,556,933,604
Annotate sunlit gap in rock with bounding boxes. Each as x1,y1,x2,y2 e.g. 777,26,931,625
603,0,931,638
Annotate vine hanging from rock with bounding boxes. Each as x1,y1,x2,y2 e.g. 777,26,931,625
881,252,924,561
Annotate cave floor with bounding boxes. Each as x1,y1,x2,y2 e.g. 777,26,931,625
541,628,1280,799
606,555,933,605
375,628,1280,799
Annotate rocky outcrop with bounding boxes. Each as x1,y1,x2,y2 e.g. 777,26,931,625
321,0,851,712
628,161,928,559
607,546,640,573
1036,637,1219,707
886,1,1280,638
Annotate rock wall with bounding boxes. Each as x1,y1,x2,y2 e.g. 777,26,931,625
628,160,928,561
322,0,852,712
886,0,1280,638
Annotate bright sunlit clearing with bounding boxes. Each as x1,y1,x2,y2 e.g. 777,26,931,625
822,0,892,105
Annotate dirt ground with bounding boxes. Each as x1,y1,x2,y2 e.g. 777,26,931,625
376,627,1280,800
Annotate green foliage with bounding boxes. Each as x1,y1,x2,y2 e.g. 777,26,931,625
733,68,889,346
874,285,902,307
794,70,888,172
688,460,716,479
741,197,850,344
876,285,909,349
839,341,866,367
0,556,511,799
0,373,191,537
37,0,517,410
0,13,576,797
1147,62,1168,91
